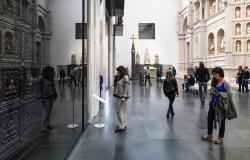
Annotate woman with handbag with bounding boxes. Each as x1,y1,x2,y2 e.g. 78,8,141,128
201,67,231,144
163,71,179,119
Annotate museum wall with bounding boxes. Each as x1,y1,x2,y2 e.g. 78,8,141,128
49,0,82,68
115,0,179,74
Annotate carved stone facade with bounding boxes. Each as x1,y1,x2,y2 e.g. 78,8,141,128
178,0,250,81
0,0,51,159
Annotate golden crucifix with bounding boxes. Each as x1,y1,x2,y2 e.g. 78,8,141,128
130,34,137,50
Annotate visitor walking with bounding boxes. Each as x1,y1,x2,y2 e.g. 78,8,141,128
195,61,210,104
163,71,179,119
144,66,152,86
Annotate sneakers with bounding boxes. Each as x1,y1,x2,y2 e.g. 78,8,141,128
115,126,126,133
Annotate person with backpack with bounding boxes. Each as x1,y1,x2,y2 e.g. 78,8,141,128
113,66,130,132
163,71,179,119
195,61,210,104
40,66,58,133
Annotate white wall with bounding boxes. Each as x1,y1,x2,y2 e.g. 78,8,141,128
49,0,82,68
116,0,180,73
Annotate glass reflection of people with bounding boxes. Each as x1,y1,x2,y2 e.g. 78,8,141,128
59,68,65,86
40,66,57,133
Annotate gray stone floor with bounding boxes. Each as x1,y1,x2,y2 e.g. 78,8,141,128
68,80,250,160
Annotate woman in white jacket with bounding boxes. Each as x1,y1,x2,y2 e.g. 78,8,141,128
113,66,130,132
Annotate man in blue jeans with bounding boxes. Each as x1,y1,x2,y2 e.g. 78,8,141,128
195,62,210,104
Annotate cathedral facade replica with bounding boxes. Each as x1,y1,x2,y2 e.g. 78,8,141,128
0,0,51,159
178,0,250,80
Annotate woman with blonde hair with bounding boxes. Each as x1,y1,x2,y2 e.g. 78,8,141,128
163,71,179,119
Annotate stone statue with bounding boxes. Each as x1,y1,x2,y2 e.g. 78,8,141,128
209,2,216,16
236,25,241,35
235,8,241,19
247,24,250,35
144,48,150,64
135,51,140,64
220,37,225,52
155,54,159,64
130,34,136,50
5,33,14,54
247,7,250,18
236,41,241,52
210,42,215,53
247,41,250,52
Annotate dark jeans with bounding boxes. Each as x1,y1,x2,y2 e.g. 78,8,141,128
198,82,207,102
166,91,176,114
243,79,249,92
238,79,243,91
69,76,77,86
139,75,144,85
207,104,226,138
59,76,65,85
145,75,152,85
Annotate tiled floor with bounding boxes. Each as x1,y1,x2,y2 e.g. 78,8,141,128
68,80,250,160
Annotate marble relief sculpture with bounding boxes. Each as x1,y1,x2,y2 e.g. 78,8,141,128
236,41,241,52
135,51,140,64
235,8,241,19
236,25,241,35
247,7,250,18
220,37,225,52
247,24,250,34
209,2,216,16
5,32,14,54
144,48,150,64
155,54,159,64
247,41,250,52
210,42,215,53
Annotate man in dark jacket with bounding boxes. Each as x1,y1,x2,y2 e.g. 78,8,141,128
195,61,210,103
242,66,249,93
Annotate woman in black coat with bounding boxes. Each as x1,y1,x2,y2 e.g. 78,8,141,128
163,71,179,119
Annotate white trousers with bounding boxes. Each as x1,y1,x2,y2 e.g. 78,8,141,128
116,99,127,129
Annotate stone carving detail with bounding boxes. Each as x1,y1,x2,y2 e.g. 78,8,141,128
236,24,241,35
1,70,20,101
144,48,150,64
5,32,14,55
135,51,140,64
22,34,32,58
247,23,250,35
1,110,20,145
155,54,159,64
235,7,241,19
247,40,250,52
3,0,20,17
236,40,241,52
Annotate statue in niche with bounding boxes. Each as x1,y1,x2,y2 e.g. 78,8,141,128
220,37,225,52
71,54,76,64
235,8,241,19
210,41,215,53
135,51,140,64
236,41,241,52
84,48,87,64
247,7,250,18
155,54,159,64
5,33,14,54
218,0,223,11
247,24,250,35
247,41,250,52
209,2,216,16
236,25,241,35
144,48,150,64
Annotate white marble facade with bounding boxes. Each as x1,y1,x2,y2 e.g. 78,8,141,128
178,0,250,81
